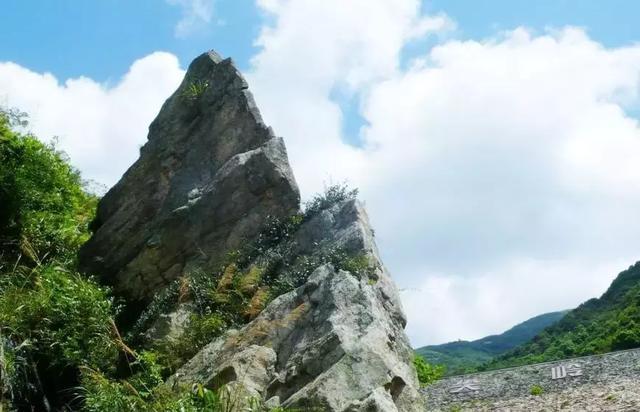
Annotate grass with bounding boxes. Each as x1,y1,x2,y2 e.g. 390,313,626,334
181,80,209,101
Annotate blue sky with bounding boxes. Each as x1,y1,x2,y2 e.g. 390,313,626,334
4,1,640,83
2,0,261,81
427,0,639,47
3,1,640,347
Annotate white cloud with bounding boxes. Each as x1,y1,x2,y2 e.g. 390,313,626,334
167,0,216,38
246,1,640,347
0,52,184,187
248,0,452,197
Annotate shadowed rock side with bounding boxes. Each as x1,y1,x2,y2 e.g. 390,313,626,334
169,200,422,411
79,51,300,309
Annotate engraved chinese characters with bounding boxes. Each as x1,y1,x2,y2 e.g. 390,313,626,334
449,378,481,393
551,363,583,380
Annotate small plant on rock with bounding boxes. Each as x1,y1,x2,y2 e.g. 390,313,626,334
530,385,544,396
181,80,209,101
303,183,358,220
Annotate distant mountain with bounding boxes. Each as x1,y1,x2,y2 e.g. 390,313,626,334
488,261,640,370
416,310,568,375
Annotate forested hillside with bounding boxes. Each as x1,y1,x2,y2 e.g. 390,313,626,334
486,262,640,370
416,311,567,375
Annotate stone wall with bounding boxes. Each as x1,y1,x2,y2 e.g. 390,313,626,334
422,348,640,411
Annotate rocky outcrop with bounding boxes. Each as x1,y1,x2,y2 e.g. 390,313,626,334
79,51,299,310
169,200,421,411
80,50,421,410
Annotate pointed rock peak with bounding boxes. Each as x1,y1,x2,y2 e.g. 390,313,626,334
79,50,300,314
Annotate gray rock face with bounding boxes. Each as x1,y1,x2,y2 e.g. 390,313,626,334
169,200,422,411
79,51,300,307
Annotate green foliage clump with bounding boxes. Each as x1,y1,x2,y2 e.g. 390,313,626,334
413,354,445,387
0,265,118,372
181,79,209,101
84,358,297,412
530,385,544,396
80,352,273,412
82,368,258,412
327,251,373,279
0,109,97,264
155,313,228,372
80,349,294,412
303,183,358,220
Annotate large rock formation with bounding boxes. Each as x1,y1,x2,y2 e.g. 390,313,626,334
79,51,299,311
169,200,421,411
80,51,421,411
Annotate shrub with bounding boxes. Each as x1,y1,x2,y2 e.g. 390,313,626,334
0,108,97,264
0,264,118,371
413,354,445,386
530,385,544,396
303,183,358,220
0,264,119,408
155,313,227,372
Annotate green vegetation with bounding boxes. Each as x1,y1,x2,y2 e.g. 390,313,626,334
413,354,444,386
0,108,113,409
181,79,209,100
530,385,544,396
0,108,97,264
486,262,640,370
416,311,567,375
303,183,358,220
